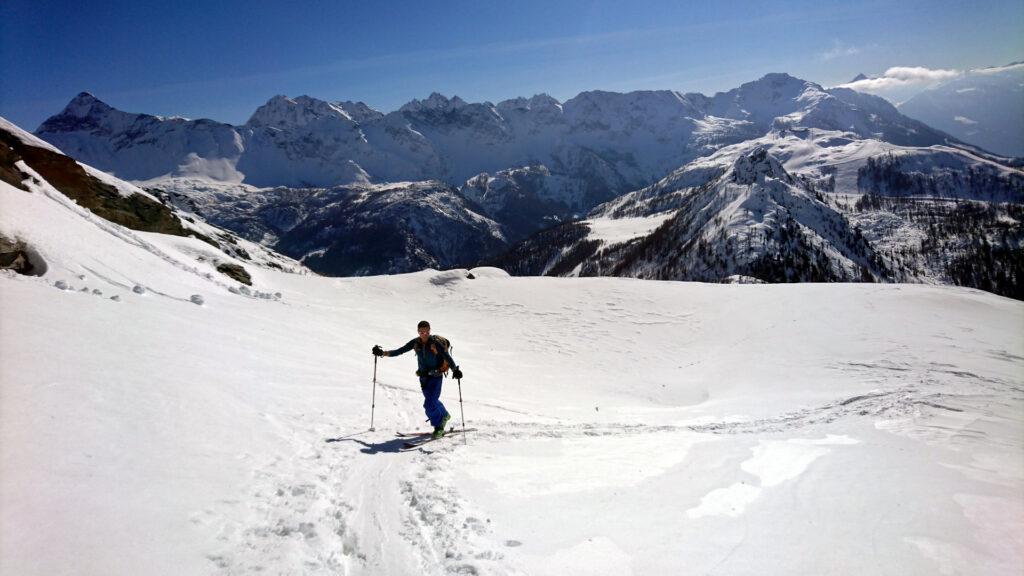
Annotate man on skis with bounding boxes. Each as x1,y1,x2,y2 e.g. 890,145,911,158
373,320,463,439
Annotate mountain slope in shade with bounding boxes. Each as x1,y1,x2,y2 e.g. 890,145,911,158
151,179,507,277
898,63,1024,158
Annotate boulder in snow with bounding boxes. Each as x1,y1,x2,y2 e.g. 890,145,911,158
0,235,46,276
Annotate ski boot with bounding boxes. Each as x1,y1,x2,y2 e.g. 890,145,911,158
432,414,452,439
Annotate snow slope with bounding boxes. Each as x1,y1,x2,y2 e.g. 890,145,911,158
2,138,1023,574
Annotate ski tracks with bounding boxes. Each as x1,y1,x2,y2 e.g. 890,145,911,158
200,377,518,576
197,356,1020,574
202,411,366,575
395,446,527,576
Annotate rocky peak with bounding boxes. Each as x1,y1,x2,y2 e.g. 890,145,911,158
730,146,792,185
399,92,469,114
62,92,113,118
496,93,563,114
36,92,121,133
563,89,698,128
337,101,384,123
245,94,354,129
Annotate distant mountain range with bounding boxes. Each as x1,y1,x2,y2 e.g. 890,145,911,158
491,134,1022,299
38,73,958,203
24,71,1024,298
897,62,1024,158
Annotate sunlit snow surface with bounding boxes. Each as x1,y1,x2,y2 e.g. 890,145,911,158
2,171,1023,575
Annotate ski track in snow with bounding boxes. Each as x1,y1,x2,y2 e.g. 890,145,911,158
186,353,1021,575
192,370,520,576
4,259,1020,575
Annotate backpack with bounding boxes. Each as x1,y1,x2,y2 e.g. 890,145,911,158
415,335,452,375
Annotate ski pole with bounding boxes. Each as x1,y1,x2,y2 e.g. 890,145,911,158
457,377,466,442
369,355,378,431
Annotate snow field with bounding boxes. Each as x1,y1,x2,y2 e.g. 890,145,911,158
3,169,1024,575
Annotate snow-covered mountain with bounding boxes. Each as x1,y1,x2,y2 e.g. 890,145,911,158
1,116,304,291
32,73,1020,290
491,128,1024,299
36,93,246,182
37,74,963,204
898,62,1024,158
3,117,1023,574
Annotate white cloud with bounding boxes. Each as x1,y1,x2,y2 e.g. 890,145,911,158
953,116,977,125
970,62,1024,75
820,41,862,61
839,66,961,92
885,66,962,82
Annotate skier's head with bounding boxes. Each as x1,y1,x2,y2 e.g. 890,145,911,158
417,320,431,340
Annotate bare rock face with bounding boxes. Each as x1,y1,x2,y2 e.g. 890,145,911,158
217,262,252,286
0,235,46,276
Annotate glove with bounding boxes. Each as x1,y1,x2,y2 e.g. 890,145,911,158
452,367,463,379
372,345,384,357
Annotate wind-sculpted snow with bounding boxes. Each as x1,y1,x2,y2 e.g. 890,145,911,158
2,199,1022,576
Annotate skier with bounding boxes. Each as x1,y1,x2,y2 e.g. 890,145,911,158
373,321,463,439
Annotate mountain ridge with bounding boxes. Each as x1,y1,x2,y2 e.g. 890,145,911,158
36,72,968,195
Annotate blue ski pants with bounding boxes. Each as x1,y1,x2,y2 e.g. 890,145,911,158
420,376,450,428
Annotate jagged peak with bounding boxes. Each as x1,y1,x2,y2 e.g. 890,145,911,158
850,73,869,83
336,100,383,123
729,73,822,98
569,88,682,102
528,93,559,106
563,89,700,119
750,72,814,88
59,92,114,118
400,92,469,114
496,93,563,113
730,145,792,185
71,91,100,103
246,94,354,127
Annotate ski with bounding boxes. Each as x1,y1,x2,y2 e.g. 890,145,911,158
396,425,476,438
400,427,476,451
395,430,433,438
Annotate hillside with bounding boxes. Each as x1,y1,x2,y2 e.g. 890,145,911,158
492,129,1024,299
2,113,1023,574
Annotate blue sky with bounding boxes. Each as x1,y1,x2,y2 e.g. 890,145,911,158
2,0,1022,129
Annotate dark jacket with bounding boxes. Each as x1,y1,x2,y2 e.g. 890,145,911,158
387,336,458,376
